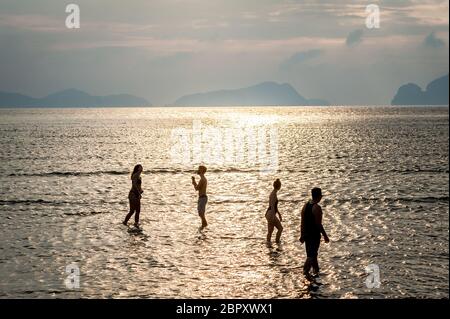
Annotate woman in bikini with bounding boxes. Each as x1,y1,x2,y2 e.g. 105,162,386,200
265,178,283,243
123,164,143,227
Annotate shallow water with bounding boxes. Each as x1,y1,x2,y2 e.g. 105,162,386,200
0,106,448,298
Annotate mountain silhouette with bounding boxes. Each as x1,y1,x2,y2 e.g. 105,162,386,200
173,82,329,106
0,89,151,107
391,74,449,105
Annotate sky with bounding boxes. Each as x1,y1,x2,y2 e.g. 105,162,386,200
0,0,448,105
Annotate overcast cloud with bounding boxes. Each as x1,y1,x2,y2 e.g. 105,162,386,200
0,0,448,105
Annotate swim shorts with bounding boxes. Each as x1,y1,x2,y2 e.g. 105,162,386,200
197,195,208,214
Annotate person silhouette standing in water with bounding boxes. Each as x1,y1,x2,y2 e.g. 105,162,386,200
123,164,143,227
192,165,208,228
300,187,329,276
265,178,283,244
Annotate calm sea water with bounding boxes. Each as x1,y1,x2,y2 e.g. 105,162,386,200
0,106,448,299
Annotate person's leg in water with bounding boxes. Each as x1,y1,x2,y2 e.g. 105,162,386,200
198,196,208,228
303,258,312,276
199,212,207,228
266,219,275,242
303,240,314,275
134,199,141,226
123,194,137,225
311,239,321,275
273,217,283,243
303,238,320,275
311,257,320,275
123,208,134,225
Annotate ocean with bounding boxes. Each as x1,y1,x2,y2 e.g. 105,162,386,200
0,106,448,298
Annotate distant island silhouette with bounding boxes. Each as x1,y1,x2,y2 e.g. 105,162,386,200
173,82,329,106
0,89,151,108
2,77,449,108
391,74,449,106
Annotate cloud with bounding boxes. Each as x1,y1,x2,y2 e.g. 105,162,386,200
424,31,445,48
346,29,364,47
0,0,448,105
50,35,341,55
279,49,323,70
0,14,63,32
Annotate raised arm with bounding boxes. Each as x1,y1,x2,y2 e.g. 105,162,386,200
192,177,198,190
192,177,204,191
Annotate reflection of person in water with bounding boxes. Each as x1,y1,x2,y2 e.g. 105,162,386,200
300,187,329,276
265,179,283,243
192,165,208,228
123,164,143,227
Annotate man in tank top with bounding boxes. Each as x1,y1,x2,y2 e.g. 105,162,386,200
300,187,330,276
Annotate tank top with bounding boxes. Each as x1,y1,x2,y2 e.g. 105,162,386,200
303,201,321,239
